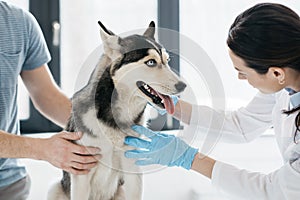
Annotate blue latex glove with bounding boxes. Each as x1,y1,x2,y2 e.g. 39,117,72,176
149,95,179,115
124,125,198,170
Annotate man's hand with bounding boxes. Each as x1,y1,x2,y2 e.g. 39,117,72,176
38,131,101,175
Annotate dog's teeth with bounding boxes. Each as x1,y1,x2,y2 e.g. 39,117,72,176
144,85,148,89
161,99,164,103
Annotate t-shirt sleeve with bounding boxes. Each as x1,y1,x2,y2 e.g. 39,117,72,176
22,10,51,70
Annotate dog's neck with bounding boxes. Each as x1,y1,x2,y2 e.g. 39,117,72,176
93,63,147,130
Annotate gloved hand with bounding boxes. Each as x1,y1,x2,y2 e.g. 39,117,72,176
149,95,179,115
124,125,198,170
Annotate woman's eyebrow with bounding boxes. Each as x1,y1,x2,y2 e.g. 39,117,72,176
234,67,241,71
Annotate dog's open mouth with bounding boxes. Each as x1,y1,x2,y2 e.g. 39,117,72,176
136,81,175,114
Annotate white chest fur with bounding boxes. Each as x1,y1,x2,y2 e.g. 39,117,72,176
72,108,140,199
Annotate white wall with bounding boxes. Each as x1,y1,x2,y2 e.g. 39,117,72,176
180,0,300,109
60,0,157,96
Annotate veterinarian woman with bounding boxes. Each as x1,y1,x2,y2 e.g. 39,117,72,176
124,3,300,199
0,2,101,199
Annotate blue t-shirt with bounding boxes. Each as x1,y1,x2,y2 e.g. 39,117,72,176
0,1,51,187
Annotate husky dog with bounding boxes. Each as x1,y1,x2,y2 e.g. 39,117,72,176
47,21,186,200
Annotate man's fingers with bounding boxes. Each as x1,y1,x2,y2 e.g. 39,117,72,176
65,167,90,175
47,132,103,174
62,155,101,175
72,154,101,164
72,144,101,155
71,161,98,170
58,132,101,155
59,131,82,141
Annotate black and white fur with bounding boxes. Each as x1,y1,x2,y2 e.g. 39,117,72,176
47,21,186,200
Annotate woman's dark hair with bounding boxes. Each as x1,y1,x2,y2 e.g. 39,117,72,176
227,3,300,143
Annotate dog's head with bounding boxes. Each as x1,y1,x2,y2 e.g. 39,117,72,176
98,21,186,115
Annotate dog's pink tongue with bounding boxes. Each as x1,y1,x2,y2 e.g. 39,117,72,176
158,93,175,115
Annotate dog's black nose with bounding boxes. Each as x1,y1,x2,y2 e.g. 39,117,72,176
175,81,187,92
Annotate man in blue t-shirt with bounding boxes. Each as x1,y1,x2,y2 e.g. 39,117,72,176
0,2,101,199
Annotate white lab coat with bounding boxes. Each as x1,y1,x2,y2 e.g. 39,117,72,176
190,90,300,199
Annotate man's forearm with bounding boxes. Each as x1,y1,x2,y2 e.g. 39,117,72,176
0,130,42,159
0,130,102,174
32,89,71,128
20,65,71,128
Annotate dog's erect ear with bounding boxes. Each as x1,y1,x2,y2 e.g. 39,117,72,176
143,21,155,39
98,21,121,59
98,21,116,39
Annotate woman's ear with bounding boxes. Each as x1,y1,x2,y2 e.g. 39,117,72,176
269,67,286,85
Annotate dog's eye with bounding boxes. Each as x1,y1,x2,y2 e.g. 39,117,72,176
145,59,157,67
167,57,171,62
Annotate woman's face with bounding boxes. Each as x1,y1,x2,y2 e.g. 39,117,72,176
228,49,284,94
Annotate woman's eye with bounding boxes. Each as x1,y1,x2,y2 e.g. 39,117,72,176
145,59,157,67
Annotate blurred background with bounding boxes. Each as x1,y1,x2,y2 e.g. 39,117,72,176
3,0,300,199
